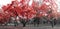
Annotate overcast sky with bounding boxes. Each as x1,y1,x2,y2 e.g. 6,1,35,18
0,0,12,8
0,0,60,11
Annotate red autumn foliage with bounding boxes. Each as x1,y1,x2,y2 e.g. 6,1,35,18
0,0,57,24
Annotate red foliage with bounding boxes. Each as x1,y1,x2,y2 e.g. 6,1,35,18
0,0,57,23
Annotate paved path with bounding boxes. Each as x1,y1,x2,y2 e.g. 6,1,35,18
0,24,60,29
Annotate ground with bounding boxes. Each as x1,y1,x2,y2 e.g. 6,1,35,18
0,24,60,29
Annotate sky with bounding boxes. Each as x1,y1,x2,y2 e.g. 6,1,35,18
0,0,60,12
0,0,41,8
56,0,60,12
0,0,12,8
